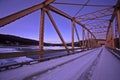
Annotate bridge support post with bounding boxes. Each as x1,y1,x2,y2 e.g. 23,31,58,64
87,31,90,49
72,19,75,52
106,22,115,49
74,25,81,48
46,10,70,53
117,10,120,48
111,23,115,49
107,28,111,48
82,27,85,50
39,9,45,60
90,34,93,48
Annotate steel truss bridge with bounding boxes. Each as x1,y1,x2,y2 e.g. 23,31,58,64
0,0,120,79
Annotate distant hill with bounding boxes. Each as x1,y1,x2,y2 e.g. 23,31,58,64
0,34,39,46
0,34,109,47
0,34,81,46
0,34,71,46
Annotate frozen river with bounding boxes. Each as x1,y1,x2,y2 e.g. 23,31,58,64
0,46,79,66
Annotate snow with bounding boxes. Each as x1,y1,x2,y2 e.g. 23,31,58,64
0,46,78,53
0,46,34,66
44,46,79,50
91,46,120,80
116,48,120,51
0,46,80,66
0,48,101,80
0,57,33,66
32,48,101,80
0,46,120,80
14,57,33,63
0,47,19,53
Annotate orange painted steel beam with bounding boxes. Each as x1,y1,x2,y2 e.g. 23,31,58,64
74,0,90,17
106,23,114,48
75,7,113,22
47,5,97,40
117,10,120,47
92,31,107,33
111,23,115,48
84,30,87,48
46,10,70,53
47,5,72,20
53,2,114,7
90,34,92,48
0,0,55,27
87,31,90,49
91,35,93,48
82,27,85,50
86,31,89,49
88,26,107,30
85,20,109,26
84,20,109,39
74,24,81,47
72,20,75,52
39,9,45,59
106,0,119,43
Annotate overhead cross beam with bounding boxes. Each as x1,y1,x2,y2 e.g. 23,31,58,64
75,7,114,22
83,20,109,39
53,2,114,7
92,31,107,33
88,26,107,30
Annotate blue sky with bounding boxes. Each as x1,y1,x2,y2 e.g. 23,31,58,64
0,0,117,43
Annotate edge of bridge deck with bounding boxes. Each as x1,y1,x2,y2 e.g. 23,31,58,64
0,48,95,71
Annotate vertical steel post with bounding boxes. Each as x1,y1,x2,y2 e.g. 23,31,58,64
82,27,85,50
39,9,45,60
72,20,75,52
86,31,89,49
108,25,112,48
91,34,93,48
111,22,115,48
84,31,86,49
108,29,111,47
87,31,90,49
117,10,120,48
74,25,81,47
46,11,70,53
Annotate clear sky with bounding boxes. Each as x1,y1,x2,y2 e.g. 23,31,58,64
0,0,117,43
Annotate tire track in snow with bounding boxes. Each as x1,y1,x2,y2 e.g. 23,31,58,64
24,48,101,80
77,48,103,80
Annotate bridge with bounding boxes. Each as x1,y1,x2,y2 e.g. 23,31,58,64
0,0,120,80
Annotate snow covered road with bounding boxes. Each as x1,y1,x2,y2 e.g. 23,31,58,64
91,47,120,80
0,46,120,80
26,48,102,80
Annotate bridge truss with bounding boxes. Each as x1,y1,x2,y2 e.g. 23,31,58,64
0,0,120,60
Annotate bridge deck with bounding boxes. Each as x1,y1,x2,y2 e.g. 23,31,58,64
0,46,120,80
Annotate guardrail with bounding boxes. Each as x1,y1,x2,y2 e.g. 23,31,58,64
107,47,120,59
0,48,82,59
0,48,87,71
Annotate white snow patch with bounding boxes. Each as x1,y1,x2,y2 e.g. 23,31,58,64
0,57,33,66
91,46,120,80
0,48,18,53
116,48,120,51
14,57,33,63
